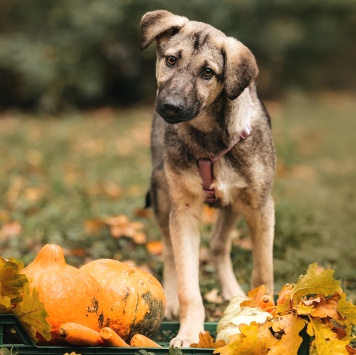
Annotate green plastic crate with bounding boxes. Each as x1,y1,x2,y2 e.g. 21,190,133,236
0,314,310,354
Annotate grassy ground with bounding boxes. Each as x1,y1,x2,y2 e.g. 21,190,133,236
0,93,355,317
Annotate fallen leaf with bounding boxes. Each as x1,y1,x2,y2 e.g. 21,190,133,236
201,206,217,224
309,293,343,320
0,294,11,312
346,344,356,354
0,222,22,240
241,285,269,308
24,187,46,201
191,331,225,348
134,208,151,218
214,321,277,355
13,283,51,343
84,219,106,235
85,214,147,244
0,257,27,304
268,314,307,355
133,231,147,244
291,263,342,304
296,302,314,316
308,317,349,355
337,292,356,324
235,237,253,251
204,289,224,304
146,240,163,255
106,214,129,226
63,248,86,257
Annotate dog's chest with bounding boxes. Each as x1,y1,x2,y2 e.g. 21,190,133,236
211,158,248,205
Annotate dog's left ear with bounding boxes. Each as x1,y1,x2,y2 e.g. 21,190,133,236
222,37,259,100
140,10,189,50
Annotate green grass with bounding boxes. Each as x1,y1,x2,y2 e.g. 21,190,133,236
0,93,355,309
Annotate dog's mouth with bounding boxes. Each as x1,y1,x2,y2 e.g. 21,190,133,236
158,111,195,124
156,102,198,124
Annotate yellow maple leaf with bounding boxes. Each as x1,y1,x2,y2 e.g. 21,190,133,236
291,263,342,304
214,321,277,355
296,302,314,316
0,294,11,312
308,317,350,355
14,283,51,343
268,314,307,355
337,292,356,324
0,257,27,304
190,331,225,348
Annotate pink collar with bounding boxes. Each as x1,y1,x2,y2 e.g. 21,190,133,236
197,129,250,205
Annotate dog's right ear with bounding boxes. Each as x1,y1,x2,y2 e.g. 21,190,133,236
140,10,188,50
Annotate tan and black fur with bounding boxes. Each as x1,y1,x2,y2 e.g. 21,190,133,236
140,10,276,347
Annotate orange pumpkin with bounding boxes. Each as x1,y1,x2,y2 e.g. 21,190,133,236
80,259,165,341
22,244,108,345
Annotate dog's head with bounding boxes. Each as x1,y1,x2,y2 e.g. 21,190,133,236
140,10,258,124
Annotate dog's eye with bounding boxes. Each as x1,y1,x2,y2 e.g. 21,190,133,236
166,56,177,66
202,67,214,79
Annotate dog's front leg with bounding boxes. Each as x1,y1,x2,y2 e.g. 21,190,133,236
168,201,205,347
245,194,275,295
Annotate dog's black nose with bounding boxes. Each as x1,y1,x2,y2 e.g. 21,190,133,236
162,98,184,116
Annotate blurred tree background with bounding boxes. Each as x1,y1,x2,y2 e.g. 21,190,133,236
0,0,355,111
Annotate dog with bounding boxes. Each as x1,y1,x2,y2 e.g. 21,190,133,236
140,10,276,347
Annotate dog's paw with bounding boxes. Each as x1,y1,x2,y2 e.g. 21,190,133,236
169,331,201,348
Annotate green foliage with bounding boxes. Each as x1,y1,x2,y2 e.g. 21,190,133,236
0,96,355,312
0,0,355,110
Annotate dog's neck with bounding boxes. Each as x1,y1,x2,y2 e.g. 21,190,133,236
176,84,257,159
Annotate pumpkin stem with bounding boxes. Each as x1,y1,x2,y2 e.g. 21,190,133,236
33,244,67,267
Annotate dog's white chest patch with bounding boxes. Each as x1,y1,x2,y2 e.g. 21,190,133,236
212,159,247,205
215,180,234,205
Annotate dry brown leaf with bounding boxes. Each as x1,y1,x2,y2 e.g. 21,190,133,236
132,231,147,244
146,240,163,255
0,221,22,240
105,215,129,226
346,344,356,354
63,248,86,257
84,219,106,235
85,214,147,243
24,187,46,201
134,207,152,218
309,293,343,320
204,288,224,304
191,331,225,348
201,205,217,224
241,285,269,308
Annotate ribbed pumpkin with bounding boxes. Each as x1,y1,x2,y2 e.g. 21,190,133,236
80,259,166,341
22,244,108,345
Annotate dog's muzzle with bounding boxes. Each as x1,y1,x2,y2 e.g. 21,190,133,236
156,95,197,124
